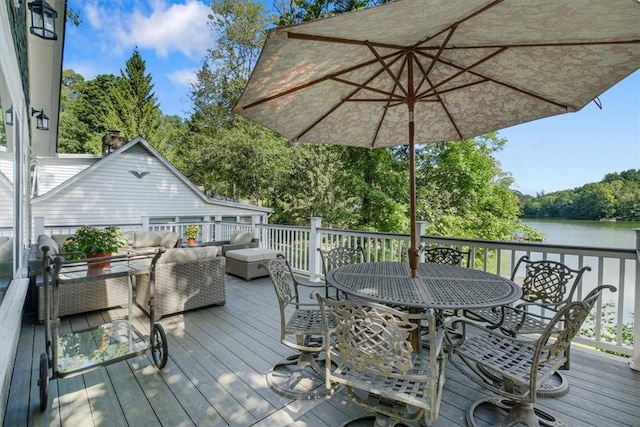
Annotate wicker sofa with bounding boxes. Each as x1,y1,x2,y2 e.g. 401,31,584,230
135,246,225,319
31,230,181,321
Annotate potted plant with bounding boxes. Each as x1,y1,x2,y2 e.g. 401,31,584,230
184,225,199,246
63,226,127,268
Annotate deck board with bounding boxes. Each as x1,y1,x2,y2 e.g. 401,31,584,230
4,274,640,426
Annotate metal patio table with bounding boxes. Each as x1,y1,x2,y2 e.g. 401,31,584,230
326,261,522,349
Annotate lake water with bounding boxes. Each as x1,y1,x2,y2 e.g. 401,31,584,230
522,219,640,250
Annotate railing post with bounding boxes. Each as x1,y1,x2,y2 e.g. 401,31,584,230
631,228,640,371
417,221,426,262
142,216,150,231
34,216,45,240
309,217,322,282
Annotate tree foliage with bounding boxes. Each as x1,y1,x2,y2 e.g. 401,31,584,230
107,48,161,143
520,169,640,220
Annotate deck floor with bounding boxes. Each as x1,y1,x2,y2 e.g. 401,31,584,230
4,274,640,427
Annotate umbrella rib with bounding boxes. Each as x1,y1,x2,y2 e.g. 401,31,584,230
415,25,458,95
330,76,405,100
238,51,403,110
418,79,489,100
415,39,640,51
414,49,574,110
366,42,410,98
294,54,406,143
286,31,408,51
415,47,507,99
425,74,465,141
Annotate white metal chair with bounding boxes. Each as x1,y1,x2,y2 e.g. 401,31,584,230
262,256,335,399
448,285,615,427
316,295,446,427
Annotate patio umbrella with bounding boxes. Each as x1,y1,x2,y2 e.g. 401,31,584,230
233,0,640,278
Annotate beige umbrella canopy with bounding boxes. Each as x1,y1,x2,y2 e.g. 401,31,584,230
233,0,640,278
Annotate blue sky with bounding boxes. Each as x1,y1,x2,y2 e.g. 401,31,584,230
63,1,639,196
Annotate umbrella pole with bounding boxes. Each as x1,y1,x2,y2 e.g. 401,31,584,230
408,104,418,279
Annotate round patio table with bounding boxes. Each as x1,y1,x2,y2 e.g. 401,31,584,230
326,262,521,310
326,261,522,351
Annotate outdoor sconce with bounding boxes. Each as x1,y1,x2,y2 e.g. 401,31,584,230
28,0,58,40
31,108,49,130
4,106,13,126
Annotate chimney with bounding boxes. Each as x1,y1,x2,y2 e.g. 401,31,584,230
102,130,127,155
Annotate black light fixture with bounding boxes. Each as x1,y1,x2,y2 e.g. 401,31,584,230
28,0,58,40
4,106,13,126
31,107,49,130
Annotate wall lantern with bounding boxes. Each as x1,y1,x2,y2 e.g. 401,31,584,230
4,106,13,126
31,108,49,130
28,0,58,40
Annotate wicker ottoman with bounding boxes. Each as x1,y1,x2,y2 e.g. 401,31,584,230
225,248,283,281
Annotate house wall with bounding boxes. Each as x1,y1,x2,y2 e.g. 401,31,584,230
31,144,270,228
33,155,96,195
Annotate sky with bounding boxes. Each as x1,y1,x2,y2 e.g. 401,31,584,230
63,0,640,197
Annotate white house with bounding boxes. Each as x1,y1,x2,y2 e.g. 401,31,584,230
31,136,273,236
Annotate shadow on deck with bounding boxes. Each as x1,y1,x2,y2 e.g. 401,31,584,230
4,274,639,426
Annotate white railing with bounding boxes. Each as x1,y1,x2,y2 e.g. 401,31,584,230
33,216,639,367
256,218,639,366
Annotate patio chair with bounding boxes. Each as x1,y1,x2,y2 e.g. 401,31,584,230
462,256,591,396
318,245,365,299
418,244,470,268
262,256,336,399
316,295,446,427
448,284,615,427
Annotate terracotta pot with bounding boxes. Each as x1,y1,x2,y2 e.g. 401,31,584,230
187,238,196,247
86,252,112,275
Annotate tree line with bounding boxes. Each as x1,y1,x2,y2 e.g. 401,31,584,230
519,170,640,221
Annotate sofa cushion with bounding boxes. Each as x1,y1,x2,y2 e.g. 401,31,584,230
225,248,281,262
36,234,59,259
160,231,181,249
230,231,253,245
0,238,12,262
158,246,218,264
133,231,165,248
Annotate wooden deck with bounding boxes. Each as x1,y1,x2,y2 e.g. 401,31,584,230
3,274,640,427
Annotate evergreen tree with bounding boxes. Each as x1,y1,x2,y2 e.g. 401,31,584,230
107,48,161,143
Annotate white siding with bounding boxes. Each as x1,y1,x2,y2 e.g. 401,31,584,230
31,144,270,227
34,156,96,195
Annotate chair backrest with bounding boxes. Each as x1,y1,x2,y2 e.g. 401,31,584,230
318,297,420,374
318,245,365,276
262,256,297,310
419,245,470,268
539,285,616,362
511,256,591,304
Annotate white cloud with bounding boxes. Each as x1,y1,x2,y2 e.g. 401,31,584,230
82,1,211,60
168,69,198,87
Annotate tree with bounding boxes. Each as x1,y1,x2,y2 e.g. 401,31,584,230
107,48,161,143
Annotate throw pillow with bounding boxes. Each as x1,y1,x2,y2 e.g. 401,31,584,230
230,231,253,245
160,231,181,249
37,234,59,259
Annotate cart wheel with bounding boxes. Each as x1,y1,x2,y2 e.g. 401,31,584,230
152,324,168,368
38,352,49,412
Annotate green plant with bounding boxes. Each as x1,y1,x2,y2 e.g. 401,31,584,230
185,225,199,240
63,226,127,257
581,302,634,356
